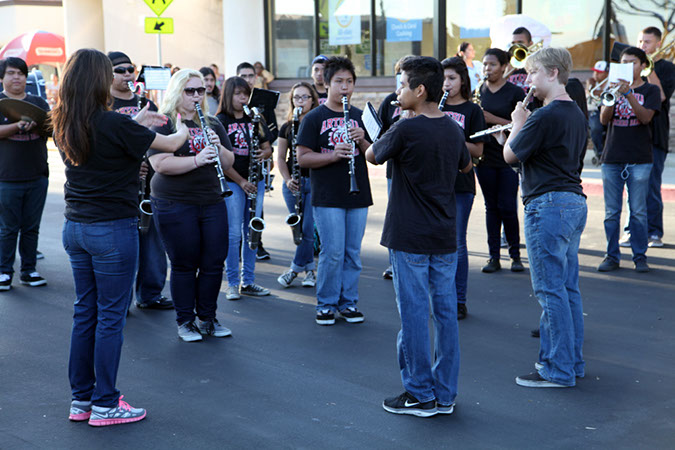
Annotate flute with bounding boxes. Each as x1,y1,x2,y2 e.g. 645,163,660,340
469,86,536,139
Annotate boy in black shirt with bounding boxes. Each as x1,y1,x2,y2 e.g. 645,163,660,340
108,51,173,311
0,57,49,290
296,56,373,326
598,47,661,273
310,55,329,105
503,47,588,388
367,56,471,417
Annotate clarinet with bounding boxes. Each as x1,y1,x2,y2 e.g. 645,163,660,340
341,95,359,195
285,107,304,245
138,156,153,234
194,102,233,198
127,81,147,110
438,91,450,110
243,105,266,250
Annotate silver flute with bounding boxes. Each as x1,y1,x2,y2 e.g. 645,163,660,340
469,87,536,139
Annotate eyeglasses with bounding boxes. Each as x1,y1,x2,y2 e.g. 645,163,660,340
113,66,135,75
184,87,206,96
293,95,311,102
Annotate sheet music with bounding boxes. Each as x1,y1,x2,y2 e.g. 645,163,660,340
608,63,633,85
363,102,382,143
143,67,172,90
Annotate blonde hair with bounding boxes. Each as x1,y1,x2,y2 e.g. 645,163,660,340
394,55,415,75
160,68,210,128
526,47,572,85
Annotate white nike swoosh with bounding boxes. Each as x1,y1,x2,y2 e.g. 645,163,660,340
404,400,420,407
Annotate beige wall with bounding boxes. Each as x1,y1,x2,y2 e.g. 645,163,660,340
222,0,266,77
0,5,65,48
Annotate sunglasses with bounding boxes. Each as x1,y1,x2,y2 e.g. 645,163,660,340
184,87,206,96
113,66,135,75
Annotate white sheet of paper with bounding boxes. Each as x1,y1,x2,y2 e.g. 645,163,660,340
608,63,633,84
362,102,382,143
143,67,172,91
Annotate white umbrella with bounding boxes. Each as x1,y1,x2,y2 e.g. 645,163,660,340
490,14,552,50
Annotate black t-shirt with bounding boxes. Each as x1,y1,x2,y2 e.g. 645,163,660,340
373,115,471,254
279,121,309,178
508,69,529,93
377,92,402,179
313,84,328,105
0,93,49,181
441,100,486,195
148,117,232,205
652,59,675,151
216,113,270,182
480,82,526,168
510,101,587,205
62,110,156,223
296,104,373,208
112,95,158,196
602,82,661,164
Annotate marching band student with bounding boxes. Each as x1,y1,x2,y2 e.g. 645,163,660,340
310,55,329,104
586,61,610,163
296,56,373,326
199,66,221,114
216,76,273,299
503,47,588,388
440,57,486,320
476,48,526,273
53,49,189,425
598,47,661,273
107,51,173,311
276,82,320,288
508,27,534,92
149,69,235,342
367,56,471,417
457,42,484,92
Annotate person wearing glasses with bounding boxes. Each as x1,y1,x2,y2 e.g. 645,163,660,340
107,51,173,312
276,82,320,289
148,69,236,342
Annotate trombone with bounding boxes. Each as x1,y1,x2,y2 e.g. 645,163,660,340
642,40,675,77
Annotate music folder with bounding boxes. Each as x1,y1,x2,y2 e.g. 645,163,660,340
362,102,383,143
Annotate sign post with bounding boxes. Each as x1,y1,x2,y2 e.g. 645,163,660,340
143,0,175,66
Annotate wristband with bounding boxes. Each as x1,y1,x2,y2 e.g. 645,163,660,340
194,155,199,168
622,88,633,97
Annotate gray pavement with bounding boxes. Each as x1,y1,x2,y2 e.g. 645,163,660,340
0,151,674,449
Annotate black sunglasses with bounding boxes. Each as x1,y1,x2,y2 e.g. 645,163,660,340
184,87,206,96
113,66,135,75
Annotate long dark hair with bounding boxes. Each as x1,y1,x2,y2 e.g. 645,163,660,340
199,66,220,101
441,57,471,101
285,81,319,122
51,49,112,166
217,76,251,117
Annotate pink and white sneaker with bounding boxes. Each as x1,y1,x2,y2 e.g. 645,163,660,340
69,400,92,421
88,396,146,427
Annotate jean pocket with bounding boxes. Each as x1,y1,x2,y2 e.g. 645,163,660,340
402,252,429,266
82,225,118,256
151,198,176,213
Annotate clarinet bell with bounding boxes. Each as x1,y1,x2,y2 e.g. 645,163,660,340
349,176,360,195
285,213,303,246
138,200,153,234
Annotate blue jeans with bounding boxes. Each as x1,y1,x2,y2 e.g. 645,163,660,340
455,193,474,304
313,206,368,312
152,198,228,325
390,249,460,404
281,177,316,272
524,192,587,386
225,180,265,287
0,177,48,275
602,163,652,263
135,211,168,303
475,166,521,259
588,111,606,159
648,147,667,238
63,217,138,407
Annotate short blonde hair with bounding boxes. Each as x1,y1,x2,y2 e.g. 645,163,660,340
526,47,572,85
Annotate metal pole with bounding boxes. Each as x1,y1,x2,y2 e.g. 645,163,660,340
157,33,162,66
370,0,376,77
603,0,611,62
433,0,446,61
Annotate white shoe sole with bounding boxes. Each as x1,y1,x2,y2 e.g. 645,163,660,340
20,280,47,287
0,285,11,291
178,334,203,342
301,281,315,287
382,403,438,417
515,377,569,388
436,404,455,415
315,318,335,325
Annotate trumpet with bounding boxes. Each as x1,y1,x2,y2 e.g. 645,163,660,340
194,102,233,198
599,84,622,107
588,78,610,104
341,95,359,195
469,86,536,139
243,104,266,250
285,106,304,246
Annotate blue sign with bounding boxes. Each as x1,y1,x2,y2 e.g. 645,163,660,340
386,18,422,42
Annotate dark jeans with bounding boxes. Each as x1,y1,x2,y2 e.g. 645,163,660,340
475,166,520,259
588,111,606,159
151,198,228,325
0,177,48,275
648,146,667,238
455,193,474,304
135,211,168,304
63,217,138,407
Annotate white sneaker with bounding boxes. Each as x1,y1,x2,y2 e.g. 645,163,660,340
302,270,316,287
277,269,297,288
225,285,240,301
648,235,664,248
177,321,203,342
619,233,631,247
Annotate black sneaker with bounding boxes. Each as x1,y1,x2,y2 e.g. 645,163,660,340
382,266,393,280
436,402,455,415
240,283,270,296
36,251,45,260
597,257,619,272
515,372,570,388
457,303,467,321
339,307,364,323
382,392,438,417
634,259,650,273
510,257,524,272
315,309,335,326
0,273,12,291
20,272,47,287
256,245,271,261
482,258,501,273
531,328,540,338
136,296,174,310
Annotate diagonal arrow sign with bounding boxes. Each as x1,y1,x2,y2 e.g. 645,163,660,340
154,21,165,31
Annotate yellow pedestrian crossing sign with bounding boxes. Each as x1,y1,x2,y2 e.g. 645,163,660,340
144,0,173,17
145,17,174,34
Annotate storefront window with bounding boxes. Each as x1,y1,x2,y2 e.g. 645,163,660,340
270,0,315,78
318,0,371,77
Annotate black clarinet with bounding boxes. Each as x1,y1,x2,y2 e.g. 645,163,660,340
138,156,153,234
438,91,449,110
243,105,266,250
194,102,233,198
285,107,304,245
341,95,359,195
